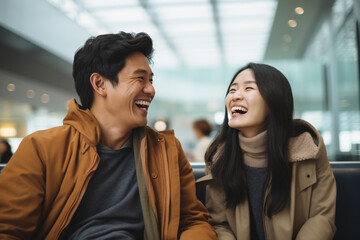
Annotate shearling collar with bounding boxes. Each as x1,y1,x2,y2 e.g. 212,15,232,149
288,119,322,162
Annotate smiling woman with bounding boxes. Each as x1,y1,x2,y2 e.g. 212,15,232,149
225,69,270,138
199,62,337,240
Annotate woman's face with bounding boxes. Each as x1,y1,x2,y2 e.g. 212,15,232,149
225,68,269,137
0,142,7,155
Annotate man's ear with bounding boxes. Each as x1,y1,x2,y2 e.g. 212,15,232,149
90,73,107,96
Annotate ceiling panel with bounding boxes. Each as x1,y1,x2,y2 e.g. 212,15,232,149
78,0,139,9
148,0,208,4
91,7,150,23
152,4,212,21
45,0,278,68
161,21,215,35
218,1,276,17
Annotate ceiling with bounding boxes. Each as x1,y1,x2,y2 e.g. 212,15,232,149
51,0,277,68
44,0,330,67
0,0,332,116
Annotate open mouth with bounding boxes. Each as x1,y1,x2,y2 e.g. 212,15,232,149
135,100,150,112
231,106,248,115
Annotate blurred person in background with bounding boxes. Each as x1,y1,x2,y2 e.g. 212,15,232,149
191,119,213,162
0,139,13,164
198,63,336,239
0,31,216,240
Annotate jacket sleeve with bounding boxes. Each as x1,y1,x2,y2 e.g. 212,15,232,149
175,138,217,240
296,140,336,240
0,135,45,239
206,181,236,240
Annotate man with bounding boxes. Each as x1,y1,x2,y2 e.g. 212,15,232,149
0,32,216,239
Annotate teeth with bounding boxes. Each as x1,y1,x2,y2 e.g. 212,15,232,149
231,106,247,113
135,100,150,107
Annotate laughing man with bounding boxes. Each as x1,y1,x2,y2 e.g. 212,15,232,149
0,32,216,240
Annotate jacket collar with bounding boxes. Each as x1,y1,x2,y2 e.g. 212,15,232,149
288,132,319,162
288,119,322,162
63,98,101,147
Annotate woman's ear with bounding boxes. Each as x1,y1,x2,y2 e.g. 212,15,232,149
90,73,107,97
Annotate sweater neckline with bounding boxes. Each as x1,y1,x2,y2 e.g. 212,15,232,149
238,130,268,168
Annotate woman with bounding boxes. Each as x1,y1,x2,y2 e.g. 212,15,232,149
192,119,213,162
200,63,336,239
0,139,13,164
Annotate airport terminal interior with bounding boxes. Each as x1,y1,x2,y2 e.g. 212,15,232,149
0,0,359,161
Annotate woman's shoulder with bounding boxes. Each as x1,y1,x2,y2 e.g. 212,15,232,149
288,119,325,162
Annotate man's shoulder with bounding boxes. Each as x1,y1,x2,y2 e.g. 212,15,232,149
144,126,182,149
23,125,73,146
145,126,175,139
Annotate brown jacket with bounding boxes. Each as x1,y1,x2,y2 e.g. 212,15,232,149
0,99,216,240
198,120,336,240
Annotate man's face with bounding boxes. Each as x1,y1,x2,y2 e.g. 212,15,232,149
104,52,155,131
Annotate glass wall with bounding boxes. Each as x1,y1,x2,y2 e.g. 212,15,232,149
303,0,359,160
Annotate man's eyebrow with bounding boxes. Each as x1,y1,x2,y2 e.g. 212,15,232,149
133,69,154,76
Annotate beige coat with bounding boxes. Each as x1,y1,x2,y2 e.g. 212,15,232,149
198,120,336,240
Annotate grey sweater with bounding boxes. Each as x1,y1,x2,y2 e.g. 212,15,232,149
239,131,268,240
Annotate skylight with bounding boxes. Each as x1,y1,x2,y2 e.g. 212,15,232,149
46,0,277,69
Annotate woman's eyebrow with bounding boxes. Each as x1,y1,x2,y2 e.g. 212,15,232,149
244,80,256,84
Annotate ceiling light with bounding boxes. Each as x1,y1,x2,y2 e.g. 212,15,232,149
7,84,15,92
288,19,297,28
41,94,50,103
214,112,224,125
0,127,17,137
27,89,35,98
295,7,304,15
283,34,292,43
281,43,289,51
154,120,167,131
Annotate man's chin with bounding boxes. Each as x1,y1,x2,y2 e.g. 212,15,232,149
135,120,148,128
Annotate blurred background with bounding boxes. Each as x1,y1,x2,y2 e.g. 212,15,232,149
0,0,359,161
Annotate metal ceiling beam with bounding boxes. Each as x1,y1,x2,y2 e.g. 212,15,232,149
137,0,185,67
209,0,226,66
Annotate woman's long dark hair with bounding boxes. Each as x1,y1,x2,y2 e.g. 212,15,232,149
205,63,294,217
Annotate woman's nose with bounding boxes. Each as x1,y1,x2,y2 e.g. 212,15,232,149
233,90,244,101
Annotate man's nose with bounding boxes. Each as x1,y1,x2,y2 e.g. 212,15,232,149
144,82,155,98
